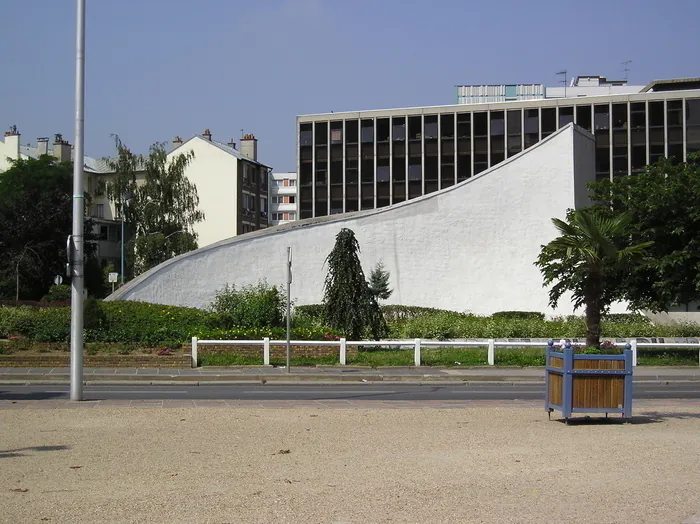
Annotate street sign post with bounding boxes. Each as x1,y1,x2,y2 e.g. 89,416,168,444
108,272,118,293
54,275,63,286
286,247,292,373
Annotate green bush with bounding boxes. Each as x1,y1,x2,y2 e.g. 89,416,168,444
601,313,652,324
294,304,325,320
209,281,285,329
381,305,464,324
0,306,37,338
492,311,545,321
33,308,71,342
41,284,71,303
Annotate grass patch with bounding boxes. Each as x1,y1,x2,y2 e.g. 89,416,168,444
637,348,699,366
200,354,263,366
349,349,413,367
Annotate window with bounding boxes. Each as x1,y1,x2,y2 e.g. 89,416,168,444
88,176,94,195
95,204,104,218
361,120,374,143
300,123,312,145
331,129,342,144
289,212,296,220
289,196,296,204
424,115,438,139
289,179,296,187
260,198,267,214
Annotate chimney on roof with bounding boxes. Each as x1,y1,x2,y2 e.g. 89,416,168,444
3,125,20,161
37,137,49,156
240,133,258,162
172,136,183,150
227,138,236,149
52,133,72,162
202,129,212,141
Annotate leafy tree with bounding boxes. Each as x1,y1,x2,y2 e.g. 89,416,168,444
322,228,388,340
535,209,651,348
105,137,204,276
589,154,700,312
0,156,97,300
368,262,393,300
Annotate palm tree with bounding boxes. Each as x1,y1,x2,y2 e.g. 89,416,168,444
536,209,652,348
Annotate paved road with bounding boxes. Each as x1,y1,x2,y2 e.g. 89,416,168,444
1,382,699,402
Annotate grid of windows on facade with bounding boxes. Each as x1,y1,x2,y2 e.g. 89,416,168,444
272,212,296,221
272,195,296,204
272,179,296,187
299,97,700,217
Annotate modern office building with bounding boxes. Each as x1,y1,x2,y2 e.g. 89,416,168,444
296,77,700,219
269,172,297,226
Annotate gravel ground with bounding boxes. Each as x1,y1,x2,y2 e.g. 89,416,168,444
1,406,699,523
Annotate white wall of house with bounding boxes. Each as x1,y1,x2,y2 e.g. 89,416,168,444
167,137,238,248
109,124,605,316
0,132,20,172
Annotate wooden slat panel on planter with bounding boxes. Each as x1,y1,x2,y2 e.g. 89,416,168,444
572,376,625,409
573,359,625,370
548,373,563,405
549,356,563,369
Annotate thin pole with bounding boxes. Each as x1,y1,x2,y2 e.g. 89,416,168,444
286,247,291,372
120,212,125,284
70,0,86,401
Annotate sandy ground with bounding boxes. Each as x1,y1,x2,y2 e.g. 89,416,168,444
1,405,699,524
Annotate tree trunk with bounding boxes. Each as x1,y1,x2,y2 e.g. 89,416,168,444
585,274,602,349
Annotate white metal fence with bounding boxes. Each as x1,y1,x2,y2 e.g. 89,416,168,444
190,337,700,368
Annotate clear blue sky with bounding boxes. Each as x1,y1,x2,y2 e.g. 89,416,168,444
2,0,698,172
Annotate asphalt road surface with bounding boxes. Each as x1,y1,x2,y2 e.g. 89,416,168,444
1,382,699,401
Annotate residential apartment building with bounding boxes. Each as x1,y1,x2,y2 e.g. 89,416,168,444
269,172,297,226
165,131,270,244
1,127,271,271
296,77,700,219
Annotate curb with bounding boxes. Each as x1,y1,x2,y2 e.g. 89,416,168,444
1,376,698,386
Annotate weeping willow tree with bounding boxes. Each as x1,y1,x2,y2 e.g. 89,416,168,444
322,228,388,340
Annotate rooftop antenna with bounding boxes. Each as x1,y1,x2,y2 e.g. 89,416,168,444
622,60,632,82
556,70,567,98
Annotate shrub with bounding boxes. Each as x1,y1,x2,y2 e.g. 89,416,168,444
381,305,464,324
209,281,285,329
294,304,325,320
41,284,72,303
0,306,37,338
492,311,545,321
33,308,71,342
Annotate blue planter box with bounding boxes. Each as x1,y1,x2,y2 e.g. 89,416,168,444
546,344,633,422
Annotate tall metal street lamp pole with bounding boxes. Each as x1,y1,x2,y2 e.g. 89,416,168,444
70,0,86,401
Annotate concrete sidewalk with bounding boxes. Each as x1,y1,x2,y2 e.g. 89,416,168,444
0,365,698,385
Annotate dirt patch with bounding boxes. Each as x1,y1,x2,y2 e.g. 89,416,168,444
1,406,699,523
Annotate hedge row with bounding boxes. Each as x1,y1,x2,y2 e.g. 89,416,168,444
0,303,339,345
390,312,697,340
2,302,697,345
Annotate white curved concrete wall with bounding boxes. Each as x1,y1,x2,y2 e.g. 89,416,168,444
108,124,596,316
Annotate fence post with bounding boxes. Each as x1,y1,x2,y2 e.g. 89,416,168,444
414,338,421,367
630,339,637,367
263,337,270,366
339,338,346,366
191,337,198,368
487,339,495,366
